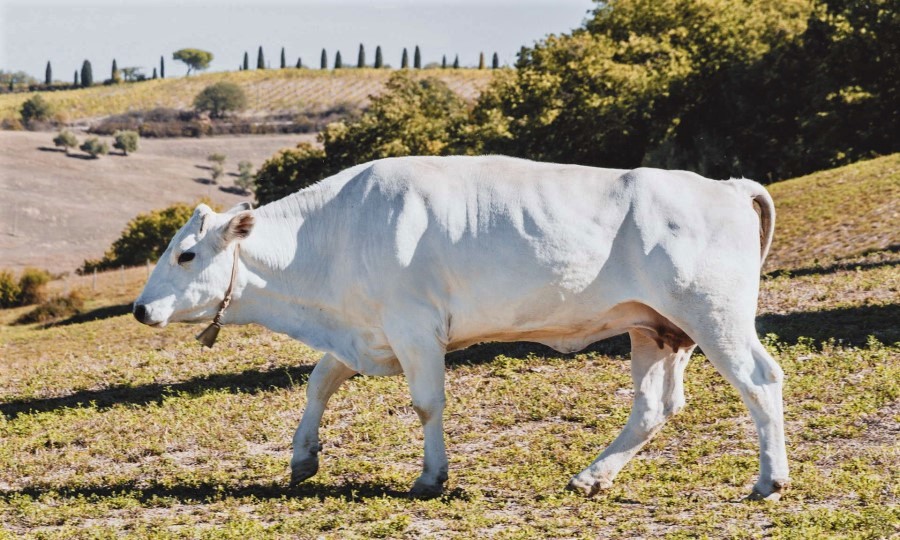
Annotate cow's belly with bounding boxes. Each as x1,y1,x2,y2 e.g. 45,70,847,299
446,301,688,354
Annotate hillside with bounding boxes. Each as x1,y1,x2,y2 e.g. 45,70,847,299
0,69,495,123
0,155,897,538
0,130,314,273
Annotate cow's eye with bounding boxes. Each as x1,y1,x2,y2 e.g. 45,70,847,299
177,252,196,265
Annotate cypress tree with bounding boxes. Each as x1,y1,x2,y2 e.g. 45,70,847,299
112,59,120,82
478,52,485,69
160,56,165,78
321,49,327,69
334,51,342,69
357,44,365,68
257,46,265,69
152,67,157,79
401,48,409,69
243,51,249,70
452,55,459,69
74,70,79,86
280,47,286,68
45,61,52,85
296,57,302,68
81,60,93,87
492,52,499,69
414,46,421,69
442,55,447,69
374,46,383,68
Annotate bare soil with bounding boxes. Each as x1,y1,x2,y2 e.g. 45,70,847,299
0,131,315,273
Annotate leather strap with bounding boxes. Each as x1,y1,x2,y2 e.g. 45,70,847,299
196,244,241,348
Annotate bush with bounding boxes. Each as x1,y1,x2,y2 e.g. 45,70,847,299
53,130,78,154
112,130,139,155
15,291,84,325
17,267,51,306
20,94,53,125
235,161,254,194
255,143,328,204
80,137,108,158
80,202,208,273
0,270,21,308
193,82,246,118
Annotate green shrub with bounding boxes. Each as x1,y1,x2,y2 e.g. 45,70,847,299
0,270,21,308
254,143,328,204
235,161,255,194
53,130,78,154
17,268,51,306
194,82,246,118
15,291,84,325
80,137,108,158
112,130,139,155
81,202,211,273
20,94,53,124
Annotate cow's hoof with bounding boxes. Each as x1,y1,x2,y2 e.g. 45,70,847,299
289,457,319,486
747,478,790,502
409,479,444,499
566,475,613,497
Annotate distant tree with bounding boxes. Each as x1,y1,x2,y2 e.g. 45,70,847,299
235,160,255,194
375,46,383,68
45,61,52,85
53,130,78,155
257,46,265,69
478,52,485,69
243,51,249,70
152,67,157,79
442,55,447,69
194,82,246,118
414,46,421,69
113,130,139,155
358,44,365,68
453,55,459,69
160,56,165,78
335,51,342,69
111,59,121,83
79,137,108,158
210,163,224,184
321,49,327,69
492,52,499,69
20,95,53,124
74,70,79,86
207,153,226,165
173,48,213,75
296,57,302,68
401,48,409,68
280,47,286,68
121,67,142,82
81,60,93,87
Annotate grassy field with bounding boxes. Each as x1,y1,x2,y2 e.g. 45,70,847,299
0,69,495,123
0,156,897,538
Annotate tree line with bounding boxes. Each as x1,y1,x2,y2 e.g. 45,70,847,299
255,0,897,202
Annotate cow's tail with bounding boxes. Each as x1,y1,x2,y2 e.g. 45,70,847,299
732,179,776,270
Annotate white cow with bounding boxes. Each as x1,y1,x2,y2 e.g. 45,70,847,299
134,156,788,500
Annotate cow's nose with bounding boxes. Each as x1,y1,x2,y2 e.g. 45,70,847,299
133,303,148,324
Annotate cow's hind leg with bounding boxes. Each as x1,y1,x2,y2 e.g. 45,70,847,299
568,329,694,496
694,333,790,500
290,353,357,485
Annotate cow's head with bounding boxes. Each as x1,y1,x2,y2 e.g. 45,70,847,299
133,202,254,327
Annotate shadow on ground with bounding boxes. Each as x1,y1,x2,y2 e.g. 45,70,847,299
43,303,133,328
0,364,314,419
758,303,899,347
0,478,471,504
766,245,900,278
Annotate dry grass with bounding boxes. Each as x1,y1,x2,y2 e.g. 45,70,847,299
0,155,898,538
0,69,495,123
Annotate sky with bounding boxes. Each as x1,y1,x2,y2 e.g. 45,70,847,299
0,0,596,81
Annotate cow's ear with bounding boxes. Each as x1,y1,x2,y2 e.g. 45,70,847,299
222,211,255,244
195,203,214,236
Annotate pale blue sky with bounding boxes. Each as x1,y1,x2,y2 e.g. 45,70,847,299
0,0,596,80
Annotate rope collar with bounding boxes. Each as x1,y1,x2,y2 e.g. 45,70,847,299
196,244,241,348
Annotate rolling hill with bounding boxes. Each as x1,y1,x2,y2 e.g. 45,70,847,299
0,69,495,123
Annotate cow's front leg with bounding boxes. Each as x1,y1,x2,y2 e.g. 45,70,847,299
290,353,356,485
385,322,449,498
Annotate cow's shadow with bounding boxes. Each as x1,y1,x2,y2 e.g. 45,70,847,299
0,478,470,504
